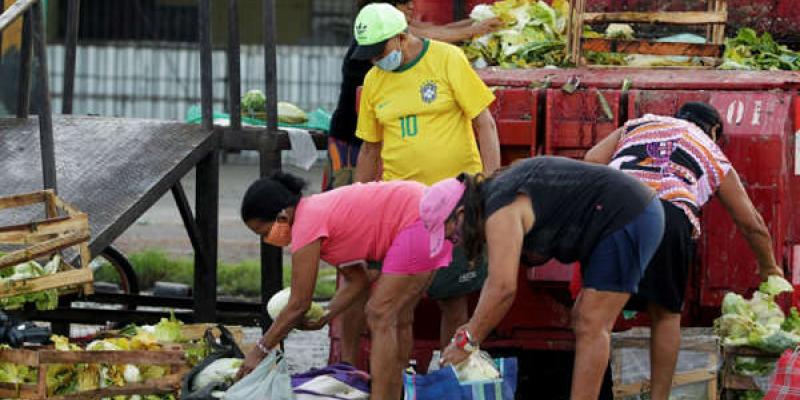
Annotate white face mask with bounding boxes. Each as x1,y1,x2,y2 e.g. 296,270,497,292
376,49,403,71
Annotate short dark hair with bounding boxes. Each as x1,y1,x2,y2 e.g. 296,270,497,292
241,171,307,223
675,102,724,140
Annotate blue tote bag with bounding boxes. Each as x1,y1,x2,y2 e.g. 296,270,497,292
404,357,518,400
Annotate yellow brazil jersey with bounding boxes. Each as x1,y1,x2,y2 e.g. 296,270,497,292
355,39,495,186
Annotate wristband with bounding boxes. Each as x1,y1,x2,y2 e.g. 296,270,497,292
256,340,271,355
452,328,478,353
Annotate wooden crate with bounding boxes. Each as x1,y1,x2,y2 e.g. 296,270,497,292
0,190,94,299
721,346,779,397
566,0,728,67
0,346,188,399
611,327,719,399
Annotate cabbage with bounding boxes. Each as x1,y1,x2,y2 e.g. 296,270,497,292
266,287,326,322
716,276,799,353
151,312,184,343
462,0,569,68
0,256,60,311
192,358,243,391
453,351,500,382
605,24,634,40
123,364,142,383
760,275,794,297
469,4,496,21
241,90,266,113
277,102,309,124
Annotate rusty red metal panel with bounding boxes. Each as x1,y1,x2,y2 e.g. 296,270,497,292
628,89,711,118
545,88,622,159
494,269,573,337
479,69,800,92
697,92,792,307
414,0,455,25
492,88,540,163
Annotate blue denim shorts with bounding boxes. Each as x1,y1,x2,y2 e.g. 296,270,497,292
582,198,665,294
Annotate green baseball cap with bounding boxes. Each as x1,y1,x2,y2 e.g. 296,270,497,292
352,3,408,60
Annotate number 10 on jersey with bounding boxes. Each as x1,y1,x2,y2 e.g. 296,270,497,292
400,115,418,138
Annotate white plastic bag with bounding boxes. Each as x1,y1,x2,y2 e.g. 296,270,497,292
224,350,293,400
454,350,501,382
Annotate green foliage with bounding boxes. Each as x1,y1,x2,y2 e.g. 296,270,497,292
93,250,336,299
721,28,800,71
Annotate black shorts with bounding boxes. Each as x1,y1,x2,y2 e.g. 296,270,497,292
626,200,696,313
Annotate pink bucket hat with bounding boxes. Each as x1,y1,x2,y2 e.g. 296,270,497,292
420,178,466,257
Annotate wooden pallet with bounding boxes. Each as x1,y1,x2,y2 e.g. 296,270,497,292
0,190,94,299
566,0,728,67
721,346,779,398
611,327,719,399
0,346,188,399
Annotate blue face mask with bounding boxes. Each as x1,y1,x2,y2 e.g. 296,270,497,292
376,50,403,71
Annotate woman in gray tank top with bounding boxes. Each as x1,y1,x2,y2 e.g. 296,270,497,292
420,157,665,399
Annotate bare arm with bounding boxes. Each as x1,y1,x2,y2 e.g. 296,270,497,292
315,265,370,326
584,128,623,165
409,18,503,44
717,169,783,280
474,108,501,175
354,141,382,183
258,240,322,350
236,240,322,379
445,19,476,28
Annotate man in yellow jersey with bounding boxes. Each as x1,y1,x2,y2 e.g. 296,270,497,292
344,4,500,398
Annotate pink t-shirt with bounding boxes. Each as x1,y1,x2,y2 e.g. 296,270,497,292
290,181,425,266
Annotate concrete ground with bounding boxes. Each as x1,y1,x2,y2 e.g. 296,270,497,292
107,150,331,372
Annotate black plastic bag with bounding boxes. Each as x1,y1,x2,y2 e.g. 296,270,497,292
181,325,245,400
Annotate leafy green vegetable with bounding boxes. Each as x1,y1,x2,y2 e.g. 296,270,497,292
241,90,266,113
783,307,800,333
739,390,764,400
760,275,794,297
152,311,184,343
722,28,800,71
733,356,776,377
716,277,799,353
0,256,61,311
462,0,570,68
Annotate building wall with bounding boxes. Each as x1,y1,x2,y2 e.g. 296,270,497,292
45,43,347,121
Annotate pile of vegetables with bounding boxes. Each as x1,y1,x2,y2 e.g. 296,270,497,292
721,28,800,71
463,2,799,70
241,90,309,124
715,276,798,353
0,254,61,311
464,0,570,68
0,314,208,399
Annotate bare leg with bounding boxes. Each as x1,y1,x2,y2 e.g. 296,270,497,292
367,272,432,400
436,295,469,349
338,268,379,366
648,303,682,400
571,289,631,400
338,289,369,366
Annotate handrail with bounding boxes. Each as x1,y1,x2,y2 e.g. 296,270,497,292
0,0,37,33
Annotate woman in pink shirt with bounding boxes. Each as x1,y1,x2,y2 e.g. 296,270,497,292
234,172,455,399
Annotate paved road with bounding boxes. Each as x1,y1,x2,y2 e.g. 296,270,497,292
114,151,325,262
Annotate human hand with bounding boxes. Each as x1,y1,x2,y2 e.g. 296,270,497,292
474,17,504,36
297,314,329,331
759,264,784,281
441,341,471,366
233,347,268,382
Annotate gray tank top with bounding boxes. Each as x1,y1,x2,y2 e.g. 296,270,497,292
484,157,655,265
